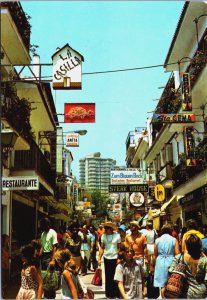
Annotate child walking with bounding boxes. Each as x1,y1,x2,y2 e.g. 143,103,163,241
16,243,43,299
55,248,79,299
114,245,145,299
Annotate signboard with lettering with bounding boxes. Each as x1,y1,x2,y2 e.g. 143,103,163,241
184,127,196,166
110,168,143,185
2,176,39,190
52,44,84,90
130,192,144,207
64,103,95,123
182,73,192,111
154,184,165,202
109,184,148,193
152,113,195,123
66,133,79,147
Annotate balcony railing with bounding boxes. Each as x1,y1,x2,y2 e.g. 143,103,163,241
14,140,56,191
1,82,32,141
1,2,31,51
155,73,182,114
172,160,207,189
126,131,135,151
155,30,207,116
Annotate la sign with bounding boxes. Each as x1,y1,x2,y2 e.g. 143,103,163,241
52,43,84,90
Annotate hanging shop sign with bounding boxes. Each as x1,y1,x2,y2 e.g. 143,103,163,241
52,43,84,90
66,133,79,147
182,73,192,112
64,103,95,123
154,184,165,202
152,113,195,123
109,184,148,193
83,202,91,208
110,168,144,185
130,192,145,207
184,126,196,166
2,176,39,191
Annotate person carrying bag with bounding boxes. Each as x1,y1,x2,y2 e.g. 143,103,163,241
91,267,102,286
41,265,60,292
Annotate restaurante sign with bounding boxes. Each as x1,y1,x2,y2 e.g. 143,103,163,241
2,176,39,190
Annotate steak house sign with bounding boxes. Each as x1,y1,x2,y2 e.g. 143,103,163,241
52,44,84,90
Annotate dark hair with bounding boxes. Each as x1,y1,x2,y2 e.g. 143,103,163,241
20,244,35,264
186,219,198,230
185,234,202,259
31,239,41,250
161,223,172,235
40,217,51,231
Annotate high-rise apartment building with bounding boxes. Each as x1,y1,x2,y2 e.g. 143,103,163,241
79,152,116,195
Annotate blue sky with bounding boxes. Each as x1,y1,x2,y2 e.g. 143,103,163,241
22,1,184,179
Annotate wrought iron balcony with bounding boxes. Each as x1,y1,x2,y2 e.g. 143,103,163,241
1,82,32,141
14,140,56,193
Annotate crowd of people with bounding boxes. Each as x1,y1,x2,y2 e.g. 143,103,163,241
2,217,207,299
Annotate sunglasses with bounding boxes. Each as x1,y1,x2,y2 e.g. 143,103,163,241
104,226,111,230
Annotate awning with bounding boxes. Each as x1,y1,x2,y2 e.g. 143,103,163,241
148,209,160,219
142,214,148,227
160,195,176,212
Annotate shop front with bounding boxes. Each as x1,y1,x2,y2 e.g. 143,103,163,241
179,184,207,227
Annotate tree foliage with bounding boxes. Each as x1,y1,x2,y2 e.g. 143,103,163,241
91,190,108,219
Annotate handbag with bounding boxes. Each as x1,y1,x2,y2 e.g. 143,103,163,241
41,266,60,291
164,254,187,299
91,267,102,286
77,275,94,299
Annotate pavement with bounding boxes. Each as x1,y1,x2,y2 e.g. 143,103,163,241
3,261,106,299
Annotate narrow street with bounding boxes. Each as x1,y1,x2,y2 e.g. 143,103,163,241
4,262,106,299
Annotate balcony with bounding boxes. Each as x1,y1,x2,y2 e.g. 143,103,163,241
1,2,31,51
13,140,56,195
1,83,33,143
172,158,207,189
155,73,182,114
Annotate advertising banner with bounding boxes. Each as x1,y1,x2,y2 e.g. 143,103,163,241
182,73,192,111
185,126,196,166
152,113,195,123
154,184,165,202
110,168,143,184
2,176,39,191
130,192,145,207
66,133,79,147
64,103,95,123
109,184,148,193
52,44,84,90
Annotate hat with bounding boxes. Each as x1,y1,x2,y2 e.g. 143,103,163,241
102,221,117,231
130,221,140,228
118,224,127,233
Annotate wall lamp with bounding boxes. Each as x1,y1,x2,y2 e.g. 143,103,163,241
1,129,18,161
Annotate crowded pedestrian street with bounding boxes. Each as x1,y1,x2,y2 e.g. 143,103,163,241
1,1,207,299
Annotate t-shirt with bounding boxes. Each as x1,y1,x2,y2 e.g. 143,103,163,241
101,232,121,259
81,233,95,251
114,261,143,299
41,228,58,253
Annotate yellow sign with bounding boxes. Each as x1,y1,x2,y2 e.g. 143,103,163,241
83,202,91,208
154,184,165,202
